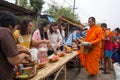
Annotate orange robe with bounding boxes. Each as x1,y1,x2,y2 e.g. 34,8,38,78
100,29,105,58
78,25,103,74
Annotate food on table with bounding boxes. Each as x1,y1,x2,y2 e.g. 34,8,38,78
15,61,37,79
57,51,66,57
36,58,47,69
37,61,46,69
15,72,20,77
48,54,60,62
18,74,28,79
21,67,34,76
65,46,72,53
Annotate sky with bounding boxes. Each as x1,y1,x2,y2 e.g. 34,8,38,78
5,0,120,30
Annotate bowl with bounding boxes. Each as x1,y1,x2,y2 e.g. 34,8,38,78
81,42,90,46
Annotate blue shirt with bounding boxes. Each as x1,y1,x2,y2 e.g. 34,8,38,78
66,31,77,46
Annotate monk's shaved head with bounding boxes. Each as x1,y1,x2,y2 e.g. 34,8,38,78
88,17,96,27
89,17,96,22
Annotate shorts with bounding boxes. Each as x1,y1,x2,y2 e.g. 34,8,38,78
104,50,112,58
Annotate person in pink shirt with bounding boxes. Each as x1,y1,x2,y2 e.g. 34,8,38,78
32,21,50,61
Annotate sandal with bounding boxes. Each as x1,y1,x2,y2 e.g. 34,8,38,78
102,70,110,74
99,67,105,70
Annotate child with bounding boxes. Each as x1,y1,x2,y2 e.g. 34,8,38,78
112,38,119,62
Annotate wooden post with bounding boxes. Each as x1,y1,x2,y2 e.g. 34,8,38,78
68,23,70,35
64,65,67,80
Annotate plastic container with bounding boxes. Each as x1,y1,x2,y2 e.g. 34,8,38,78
113,63,120,80
29,48,39,61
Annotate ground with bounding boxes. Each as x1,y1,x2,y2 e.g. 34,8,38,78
56,66,115,80
75,68,115,80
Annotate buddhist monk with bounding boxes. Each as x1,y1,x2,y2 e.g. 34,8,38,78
78,17,103,80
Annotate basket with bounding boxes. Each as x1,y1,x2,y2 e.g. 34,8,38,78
16,61,37,80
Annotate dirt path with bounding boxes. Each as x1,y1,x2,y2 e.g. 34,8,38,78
75,68,115,80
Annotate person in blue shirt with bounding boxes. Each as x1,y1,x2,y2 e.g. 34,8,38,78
66,27,81,47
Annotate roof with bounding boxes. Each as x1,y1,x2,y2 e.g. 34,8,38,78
40,15,55,22
0,1,36,16
56,16,85,28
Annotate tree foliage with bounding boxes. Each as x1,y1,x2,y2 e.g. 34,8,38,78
45,1,79,23
15,0,44,11
15,0,27,8
30,0,44,11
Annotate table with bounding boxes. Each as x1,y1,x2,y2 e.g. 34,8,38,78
30,51,78,80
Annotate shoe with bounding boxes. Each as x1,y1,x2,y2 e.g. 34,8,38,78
99,67,105,70
102,70,110,74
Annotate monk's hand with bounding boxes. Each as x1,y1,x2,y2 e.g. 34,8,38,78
88,42,92,47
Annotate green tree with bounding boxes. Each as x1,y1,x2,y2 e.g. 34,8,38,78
15,0,28,8
30,0,44,11
45,1,79,22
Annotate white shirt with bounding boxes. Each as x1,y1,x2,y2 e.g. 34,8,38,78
48,29,62,48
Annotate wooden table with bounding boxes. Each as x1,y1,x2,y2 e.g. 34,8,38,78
30,51,78,80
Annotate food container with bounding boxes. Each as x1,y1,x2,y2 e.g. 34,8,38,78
65,46,73,53
29,48,39,61
48,54,60,62
81,42,90,46
57,51,66,57
16,62,37,79
36,58,47,69
37,61,47,69
80,45,93,54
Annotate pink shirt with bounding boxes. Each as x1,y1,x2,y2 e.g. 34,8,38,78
32,29,48,59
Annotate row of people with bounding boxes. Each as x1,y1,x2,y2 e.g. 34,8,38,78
0,11,74,80
100,23,120,74
0,11,97,80
78,17,120,80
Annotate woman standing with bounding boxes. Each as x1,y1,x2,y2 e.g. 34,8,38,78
32,21,50,59
13,18,33,49
48,22,62,54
